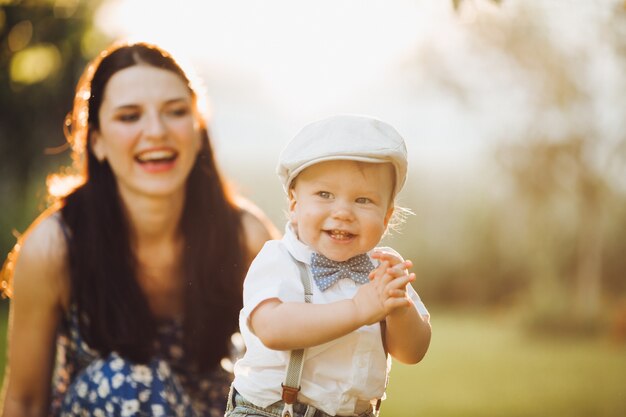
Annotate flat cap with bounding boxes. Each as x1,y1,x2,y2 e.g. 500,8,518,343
277,114,408,196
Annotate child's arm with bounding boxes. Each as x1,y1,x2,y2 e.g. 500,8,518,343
249,260,413,351
371,251,432,364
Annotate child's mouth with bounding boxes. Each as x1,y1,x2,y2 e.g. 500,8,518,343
326,230,355,240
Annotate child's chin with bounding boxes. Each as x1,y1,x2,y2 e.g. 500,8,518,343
320,251,355,262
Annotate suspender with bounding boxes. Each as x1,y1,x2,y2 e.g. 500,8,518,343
280,255,387,417
281,258,312,417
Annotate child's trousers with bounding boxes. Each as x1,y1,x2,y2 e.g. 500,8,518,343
225,387,376,417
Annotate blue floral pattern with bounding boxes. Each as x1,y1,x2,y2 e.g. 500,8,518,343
50,307,233,417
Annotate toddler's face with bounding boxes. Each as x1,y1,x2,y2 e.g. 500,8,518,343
289,160,395,262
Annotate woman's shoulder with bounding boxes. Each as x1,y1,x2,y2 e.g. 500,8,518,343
8,208,70,305
236,197,281,260
19,209,68,260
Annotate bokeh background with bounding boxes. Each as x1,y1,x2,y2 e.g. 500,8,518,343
1,0,625,415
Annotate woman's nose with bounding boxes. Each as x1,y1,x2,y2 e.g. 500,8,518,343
144,111,166,139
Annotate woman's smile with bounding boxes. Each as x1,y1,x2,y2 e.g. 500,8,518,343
135,147,179,173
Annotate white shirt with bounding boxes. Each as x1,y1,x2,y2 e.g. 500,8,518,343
233,224,429,416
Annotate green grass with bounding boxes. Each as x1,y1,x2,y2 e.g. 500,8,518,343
383,308,626,417
0,306,624,416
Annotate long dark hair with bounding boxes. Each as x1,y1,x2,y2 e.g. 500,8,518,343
59,42,246,369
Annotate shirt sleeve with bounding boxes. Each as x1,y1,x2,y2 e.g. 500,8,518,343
407,284,430,322
241,241,306,323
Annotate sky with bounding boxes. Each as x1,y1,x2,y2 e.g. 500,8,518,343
95,0,478,165
92,0,625,220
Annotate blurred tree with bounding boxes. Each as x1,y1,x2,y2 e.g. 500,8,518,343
408,0,626,333
460,1,626,330
0,0,109,260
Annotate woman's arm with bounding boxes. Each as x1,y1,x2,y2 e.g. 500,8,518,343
1,214,68,417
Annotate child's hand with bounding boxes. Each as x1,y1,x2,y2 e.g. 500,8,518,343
370,251,416,312
370,250,406,268
352,259,415,326
369,251,415,297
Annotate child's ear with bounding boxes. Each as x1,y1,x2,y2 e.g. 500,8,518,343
288,189,298,224
90,130,106,162
384,204,394,228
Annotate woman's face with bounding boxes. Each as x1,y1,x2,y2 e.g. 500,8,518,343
91,65,202,200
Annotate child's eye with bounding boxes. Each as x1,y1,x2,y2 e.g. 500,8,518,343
355,197,372,204
317,191,332,199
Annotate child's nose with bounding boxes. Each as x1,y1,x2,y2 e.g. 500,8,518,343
331,201,355,221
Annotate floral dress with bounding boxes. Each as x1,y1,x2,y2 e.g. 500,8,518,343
49,307,234,417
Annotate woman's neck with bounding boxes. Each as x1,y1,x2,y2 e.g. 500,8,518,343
118,187,185,245
117,188,187,317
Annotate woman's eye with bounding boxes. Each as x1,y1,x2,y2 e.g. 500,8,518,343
117,113,140,122
168,106,190,117
356,197,372,204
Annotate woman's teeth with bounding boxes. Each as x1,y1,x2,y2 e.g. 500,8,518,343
135,149,177,163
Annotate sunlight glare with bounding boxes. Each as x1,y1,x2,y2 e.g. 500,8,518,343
95,0,437,113
46,173,84,198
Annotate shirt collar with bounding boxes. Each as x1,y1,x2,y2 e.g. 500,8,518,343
283,222,314,265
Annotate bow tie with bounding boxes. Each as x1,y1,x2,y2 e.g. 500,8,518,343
310,253,375,291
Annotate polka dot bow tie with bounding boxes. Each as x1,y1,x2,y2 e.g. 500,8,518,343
310,253,375,291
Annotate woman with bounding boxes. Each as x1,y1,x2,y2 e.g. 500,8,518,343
0,41,279,417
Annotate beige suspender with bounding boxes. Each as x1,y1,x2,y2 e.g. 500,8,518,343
281,259,312,417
